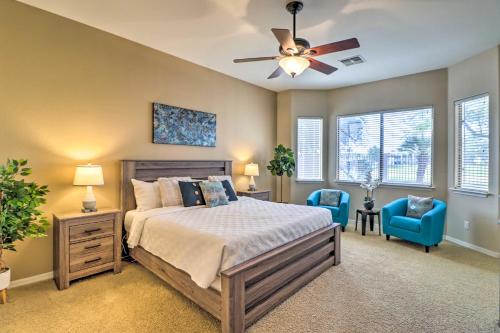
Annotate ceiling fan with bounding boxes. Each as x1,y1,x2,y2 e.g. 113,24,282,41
233,1,360,79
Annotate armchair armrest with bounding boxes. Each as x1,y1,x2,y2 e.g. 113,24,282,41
307,190,322,206
338,191,350,221
421,200,447,239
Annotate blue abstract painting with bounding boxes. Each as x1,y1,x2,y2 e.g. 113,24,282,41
153,102,216,147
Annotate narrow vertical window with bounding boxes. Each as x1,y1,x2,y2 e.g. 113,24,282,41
297,117,323,181
455,94,489,192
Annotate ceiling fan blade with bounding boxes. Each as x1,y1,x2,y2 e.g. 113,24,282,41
233,56,278,63
271,28,297,54
267,67,284,79
308,58,338,75
307,38,360,57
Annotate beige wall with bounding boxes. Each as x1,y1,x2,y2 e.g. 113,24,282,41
276,90,329,204
446,47,500,253
277,70,449,209
0,1,276,280
327,69,449,218
276,91,292,203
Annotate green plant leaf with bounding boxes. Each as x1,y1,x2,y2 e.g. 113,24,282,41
0,159,49,261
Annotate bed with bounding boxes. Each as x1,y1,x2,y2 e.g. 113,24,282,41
121,160,341,333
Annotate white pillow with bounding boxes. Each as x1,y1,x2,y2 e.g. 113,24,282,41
131,179,161,212
158,177,192,206
208,175,235,191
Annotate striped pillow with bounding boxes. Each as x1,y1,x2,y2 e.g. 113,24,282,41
158,177,192,206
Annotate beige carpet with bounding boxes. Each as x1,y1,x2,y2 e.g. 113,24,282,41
2,226,498,333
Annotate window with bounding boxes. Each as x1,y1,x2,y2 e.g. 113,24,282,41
337,113,380,182
297,117,323,181
337,107,433,186
454,94,489,192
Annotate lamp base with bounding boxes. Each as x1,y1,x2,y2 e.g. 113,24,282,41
248,175,257,191
81,200,97,213
81,186,97,213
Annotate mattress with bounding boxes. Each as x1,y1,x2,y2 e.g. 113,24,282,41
126,197,332,290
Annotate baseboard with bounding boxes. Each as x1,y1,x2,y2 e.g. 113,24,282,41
10,271,53,288
7,235,498,288
346,218,500,258
444,235,500,258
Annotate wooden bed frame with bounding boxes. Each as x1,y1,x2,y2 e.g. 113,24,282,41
121,160,341,333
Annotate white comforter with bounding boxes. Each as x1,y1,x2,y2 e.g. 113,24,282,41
127,197,332,289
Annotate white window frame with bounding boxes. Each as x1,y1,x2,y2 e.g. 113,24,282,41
335,106,435,188
296,116,324,182
452,93,490,196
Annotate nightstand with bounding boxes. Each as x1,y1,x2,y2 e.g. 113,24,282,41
237,190,271,201
53,209,122,290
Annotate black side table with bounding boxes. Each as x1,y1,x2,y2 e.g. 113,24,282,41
355,209,381,236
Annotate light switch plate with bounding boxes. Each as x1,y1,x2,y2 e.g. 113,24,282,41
464,220,471,231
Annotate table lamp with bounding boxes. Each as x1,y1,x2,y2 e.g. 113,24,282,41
73,164,104,213
244,163,259,191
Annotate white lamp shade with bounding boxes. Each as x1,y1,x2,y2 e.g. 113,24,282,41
278,56,310,77
244,163,259,177
73,164,104,186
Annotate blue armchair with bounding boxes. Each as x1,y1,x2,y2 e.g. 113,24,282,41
307,190,350,231
382,198,447,252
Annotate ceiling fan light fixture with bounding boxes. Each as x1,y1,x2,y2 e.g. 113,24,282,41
278,56,309,78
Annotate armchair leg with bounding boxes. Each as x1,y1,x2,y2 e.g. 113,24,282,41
425,246,430,253
341,226,345,232
386,234,390,241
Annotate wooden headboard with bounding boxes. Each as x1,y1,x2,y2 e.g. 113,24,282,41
121,160,232,217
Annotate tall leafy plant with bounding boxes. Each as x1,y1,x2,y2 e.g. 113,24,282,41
267,144,295,203
0,159,49,271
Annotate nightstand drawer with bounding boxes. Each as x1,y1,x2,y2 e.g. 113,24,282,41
70,236,114,260
69,220,114,242
69,249,114,273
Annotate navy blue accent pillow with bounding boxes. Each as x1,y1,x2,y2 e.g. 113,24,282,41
178,181,206,207
221,180,238,201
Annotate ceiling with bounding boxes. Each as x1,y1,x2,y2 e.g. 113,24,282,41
18,0,500,92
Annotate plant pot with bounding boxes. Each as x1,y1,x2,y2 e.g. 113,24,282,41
0,267,10,290
363,200,374,211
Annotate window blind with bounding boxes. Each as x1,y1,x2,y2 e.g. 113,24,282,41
337,107,433,186
455,94,489,192
337,114,380,182
382,108,433,186
297,118,323,181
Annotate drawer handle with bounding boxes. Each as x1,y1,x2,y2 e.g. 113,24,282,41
84,227,101,233
84,244,101,250
84,257,102,264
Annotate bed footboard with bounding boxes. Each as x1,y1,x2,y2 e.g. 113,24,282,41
130,223,340,333
220,223,340,333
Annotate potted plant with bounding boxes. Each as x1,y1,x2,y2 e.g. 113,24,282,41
0,159,49,299
360,172,380,211
267,144,296,203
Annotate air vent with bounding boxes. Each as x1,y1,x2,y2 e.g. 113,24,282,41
340,55,365,66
